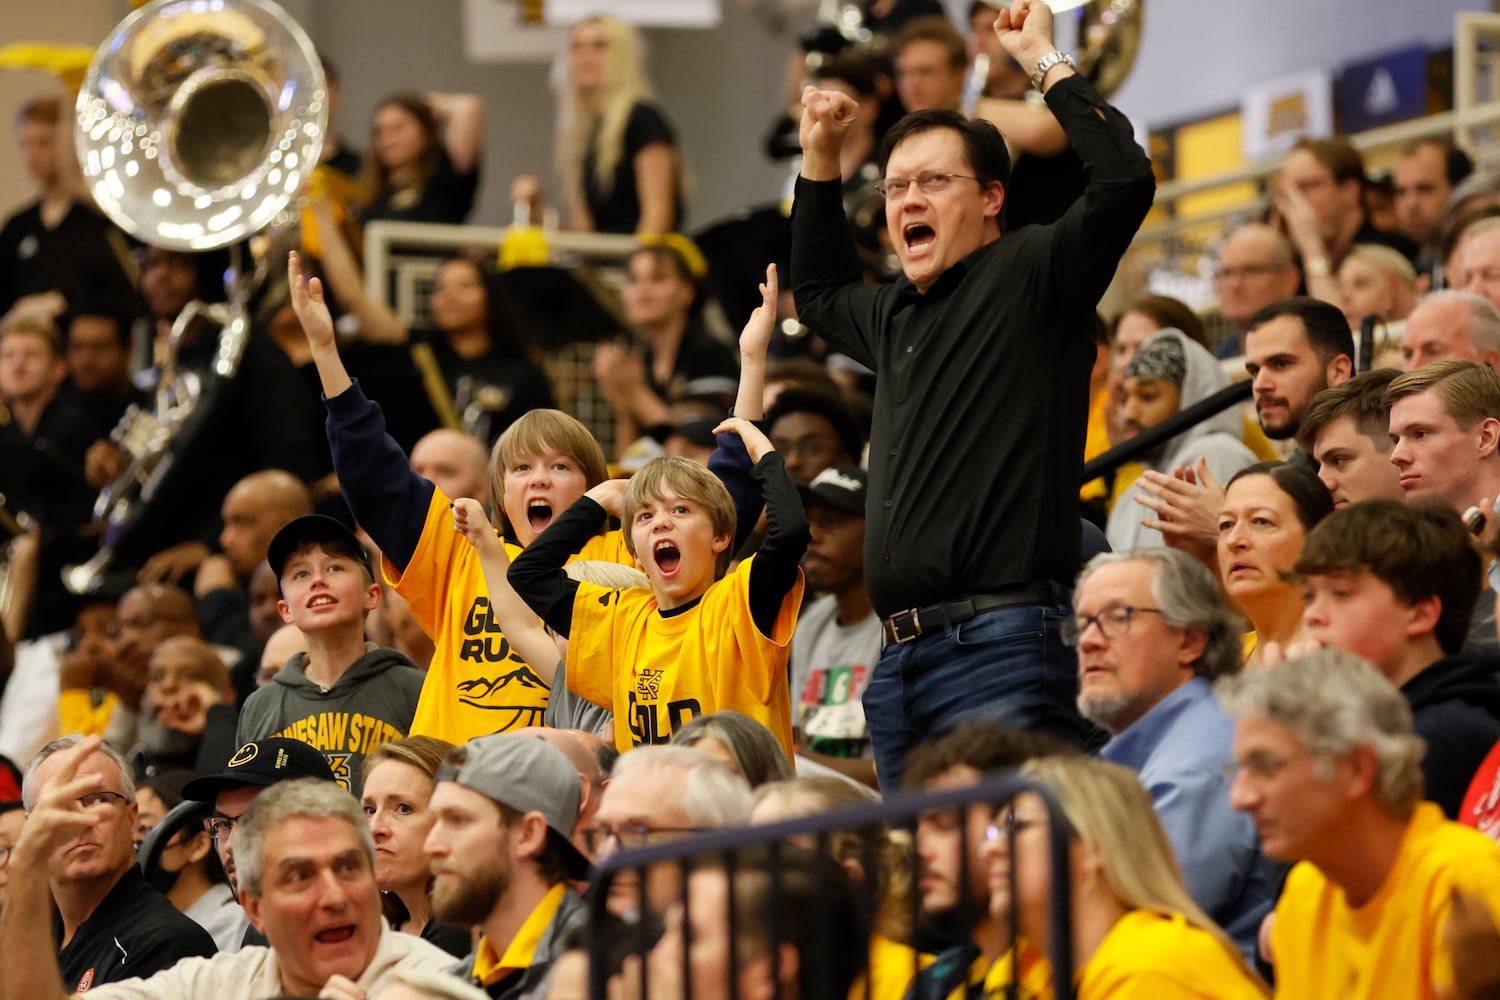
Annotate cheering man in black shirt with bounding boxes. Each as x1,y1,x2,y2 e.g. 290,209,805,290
792,0,1155,788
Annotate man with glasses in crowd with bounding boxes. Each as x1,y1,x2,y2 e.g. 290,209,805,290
181,736,337,950
1220,651,1500,999
1211,223,1303,358
589,745,752,918
5,735,215,993
1070,549,1281,962
792,0,1155,788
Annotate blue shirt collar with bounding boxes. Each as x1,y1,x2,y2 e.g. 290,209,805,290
1100,675,1214,769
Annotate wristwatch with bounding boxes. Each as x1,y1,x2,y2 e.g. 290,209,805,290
1030,51,1076,90
1304,255,1332,279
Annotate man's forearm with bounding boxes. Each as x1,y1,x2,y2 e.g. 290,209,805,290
0,858,69,1000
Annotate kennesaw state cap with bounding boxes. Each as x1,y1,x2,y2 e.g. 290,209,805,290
438,733,591,880
181,738,336,801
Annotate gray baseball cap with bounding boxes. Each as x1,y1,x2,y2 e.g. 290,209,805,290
438,733,591,879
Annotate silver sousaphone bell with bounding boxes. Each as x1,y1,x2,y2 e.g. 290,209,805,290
62,0,327,594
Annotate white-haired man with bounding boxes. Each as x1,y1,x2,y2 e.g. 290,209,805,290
1219,650,1500,998
590,745,752,917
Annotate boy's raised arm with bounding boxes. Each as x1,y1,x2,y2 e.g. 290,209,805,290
451,498,559,683
508,480,628,639
709,263,779,550
289,249,434,571
716,418,810,636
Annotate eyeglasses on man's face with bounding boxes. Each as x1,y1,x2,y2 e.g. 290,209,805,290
1060,605,1164,646
875,171,982,199
583,822,712,853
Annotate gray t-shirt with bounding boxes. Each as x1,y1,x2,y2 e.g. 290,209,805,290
789,595,882,760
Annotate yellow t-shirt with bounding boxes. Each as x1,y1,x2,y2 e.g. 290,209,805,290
1078,910,1266,999
855,933,929,1000
390,486,632,744
981,943,1052,999
57,688,116,738
565,555,803,754
1271,801,1500,1000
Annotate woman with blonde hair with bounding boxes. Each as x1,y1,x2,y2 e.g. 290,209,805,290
361,734,471,957
750,776,924,1000
556,14,683,235
983,756,1267,998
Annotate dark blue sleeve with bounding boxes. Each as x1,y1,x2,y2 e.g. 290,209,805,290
324,380,436,572
708,426,766,553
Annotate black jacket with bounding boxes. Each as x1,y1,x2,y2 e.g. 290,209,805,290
1403,651,1500,818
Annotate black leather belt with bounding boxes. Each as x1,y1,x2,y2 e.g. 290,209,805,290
882,583,1060,646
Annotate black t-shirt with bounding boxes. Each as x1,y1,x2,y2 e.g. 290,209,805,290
361,147,479,227
0,201,138,317
641,323,740,403
425,334,558,446
56,865,217,992
581,102,681,235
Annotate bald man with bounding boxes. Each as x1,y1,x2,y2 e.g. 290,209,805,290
137,635,238,772
409,428,490,508
514,726,615,862
218,470,315,580
258,622,307,687
1214,224,1303,354
1402,291,1500,371
57,584,201,744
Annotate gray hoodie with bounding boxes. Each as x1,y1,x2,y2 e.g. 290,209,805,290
1106,328,1259,553
236,643,425,793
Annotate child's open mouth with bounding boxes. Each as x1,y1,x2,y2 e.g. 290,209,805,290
653,540,681,575
528,499,553,535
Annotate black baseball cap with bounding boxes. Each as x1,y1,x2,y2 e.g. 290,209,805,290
181,738,336,801
799,466,868,516
266,515,373,585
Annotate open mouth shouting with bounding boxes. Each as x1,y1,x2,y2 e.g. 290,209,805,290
527,498,554,536
312,924,358,947
903,222,936,255
653,539,682,577
306,594,337,610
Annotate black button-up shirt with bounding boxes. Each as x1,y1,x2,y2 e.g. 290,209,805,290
791,75,1156,617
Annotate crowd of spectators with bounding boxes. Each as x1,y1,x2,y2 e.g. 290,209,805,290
7,0,1500,997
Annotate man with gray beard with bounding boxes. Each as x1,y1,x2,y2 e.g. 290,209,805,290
1068,548,1281,963
424,734,590,1000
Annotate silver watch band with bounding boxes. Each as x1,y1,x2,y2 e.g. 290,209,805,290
1030,51,1077,90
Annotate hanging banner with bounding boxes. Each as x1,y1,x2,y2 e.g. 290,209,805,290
1241,69,1334,161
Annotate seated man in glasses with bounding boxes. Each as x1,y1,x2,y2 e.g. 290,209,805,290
180,736,338,951
1071,549,1282,964
8,735,216,993
589,746,752,919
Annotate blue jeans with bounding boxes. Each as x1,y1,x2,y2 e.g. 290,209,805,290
861,600,1093,791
